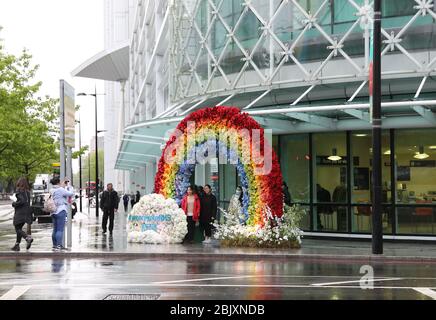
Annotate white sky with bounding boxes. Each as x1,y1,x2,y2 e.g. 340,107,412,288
0,0,106,174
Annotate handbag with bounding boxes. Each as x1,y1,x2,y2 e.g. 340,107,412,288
43,191,57,213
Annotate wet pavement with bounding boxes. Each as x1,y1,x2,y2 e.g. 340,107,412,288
0,201,436,262
0,257,436,300
1,201,436,300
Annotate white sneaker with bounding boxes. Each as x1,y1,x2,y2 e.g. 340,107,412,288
202,238,211,244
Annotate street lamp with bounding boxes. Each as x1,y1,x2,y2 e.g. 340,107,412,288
75,118,83,213
370,0,383,254
77,87,105,218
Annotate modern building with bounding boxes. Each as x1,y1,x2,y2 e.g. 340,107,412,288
74,0,436,240
90,136,105,153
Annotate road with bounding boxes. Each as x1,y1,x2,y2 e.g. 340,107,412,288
0,257,436,300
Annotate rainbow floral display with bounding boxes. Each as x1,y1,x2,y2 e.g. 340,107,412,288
154,107,283,226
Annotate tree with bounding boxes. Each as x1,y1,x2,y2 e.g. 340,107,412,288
0,34,58,188
74,150,105,187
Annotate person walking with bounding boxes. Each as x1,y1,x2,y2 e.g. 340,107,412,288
100,183,119,236
199,184,217,244
11,177,34,251
135,191,141,204
51,177,75,251
123,194,129,212
181,186,200,244
130,194,136,208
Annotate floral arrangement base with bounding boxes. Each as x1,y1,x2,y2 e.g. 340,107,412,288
127,194,187,244
213,204,306,249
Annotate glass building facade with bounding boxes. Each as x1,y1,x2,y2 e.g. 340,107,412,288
216,128,436,236
111,0,436,239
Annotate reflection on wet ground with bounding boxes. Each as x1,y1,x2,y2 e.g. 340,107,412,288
1,204,436,260
0,258,435,300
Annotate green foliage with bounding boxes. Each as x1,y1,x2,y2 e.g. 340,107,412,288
72,145,89,160
0,40,58,186
73,150,104,185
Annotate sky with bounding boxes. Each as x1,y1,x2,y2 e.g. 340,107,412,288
0,0,106,174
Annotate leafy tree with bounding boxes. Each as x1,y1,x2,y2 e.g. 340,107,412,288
0,33,58,189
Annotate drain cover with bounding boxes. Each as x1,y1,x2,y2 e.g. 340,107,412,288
104,294,161,300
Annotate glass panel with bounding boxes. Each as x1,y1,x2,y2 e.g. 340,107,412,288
313,132,347,231
396,206,436,235
314,205,348,232
350,131,391,204
382,0,415,17
299,205,311,231
352,205,394,234
395,128,436,235
219,164,237,209
280,134,310,203
395,129,436,204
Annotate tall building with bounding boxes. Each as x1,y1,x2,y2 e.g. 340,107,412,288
74,0,436,240
73,0,136,193
90,136,104,152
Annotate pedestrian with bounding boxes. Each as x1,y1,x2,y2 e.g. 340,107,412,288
135,191,141,203
123,193,129,212
100,183,119,236
11,177,34,251
50,177,75,251
282,182,292,206
181,186,200,244
197,186,205,198
199,184,217,244
130,194,135,208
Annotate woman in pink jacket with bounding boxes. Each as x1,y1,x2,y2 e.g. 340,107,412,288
181,186,200,244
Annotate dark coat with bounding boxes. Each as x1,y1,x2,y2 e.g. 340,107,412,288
200,193,217,223
123,194,129,204
100,190,119,210
283,187,292,206
12,191,33,226
317,187,332,214
135,192,140,203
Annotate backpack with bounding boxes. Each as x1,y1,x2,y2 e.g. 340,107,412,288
43,192,56,213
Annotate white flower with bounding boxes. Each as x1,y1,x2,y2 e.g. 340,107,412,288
127,194,187,244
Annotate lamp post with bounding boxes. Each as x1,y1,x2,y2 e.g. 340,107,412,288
77,87,105,218
75,118,83,213
88,152,91,214
370,0,383,254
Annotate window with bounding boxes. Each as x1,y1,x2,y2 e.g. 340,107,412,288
280,134,310,203
395,129,436,235
382,0,416,17
280,134,310,230
350,131,393,234
312,133,348,232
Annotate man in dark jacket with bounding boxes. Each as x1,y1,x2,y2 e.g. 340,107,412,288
100,183,119,235
135,191,141,203
199,184,217,244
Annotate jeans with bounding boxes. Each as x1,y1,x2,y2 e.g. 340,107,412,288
52,211,66,247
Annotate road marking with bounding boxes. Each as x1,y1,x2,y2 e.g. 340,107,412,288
0,286,31,300
151,275,256,284
311,278,402,287
9,283,436,290
413,288,436,300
